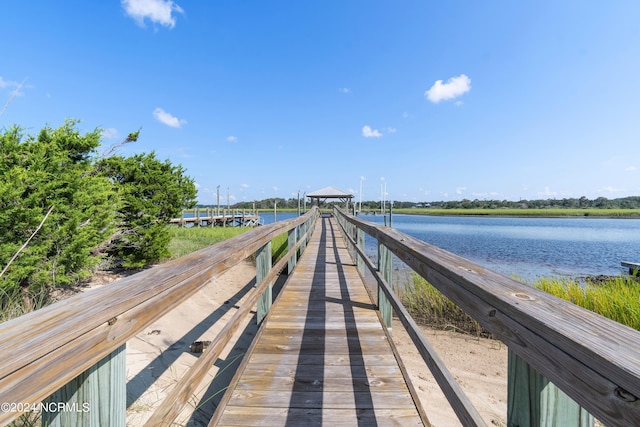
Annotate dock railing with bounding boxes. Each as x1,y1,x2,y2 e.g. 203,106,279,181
333,206,640,427
0,207,319,427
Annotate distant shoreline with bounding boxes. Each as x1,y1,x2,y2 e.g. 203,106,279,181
378,208,640,218
186,207,640,219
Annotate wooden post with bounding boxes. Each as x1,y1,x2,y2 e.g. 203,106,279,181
508,350,594,427
378,243,393,327
356,227,364,277
42,344,126,427
288,227,297,274
300,220,308,254
256,241,272,324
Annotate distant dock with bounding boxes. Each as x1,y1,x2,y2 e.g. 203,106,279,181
170,209,262,227
621,261,640,275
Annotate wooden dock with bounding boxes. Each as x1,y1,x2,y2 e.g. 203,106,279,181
621,261,640,275
169,212,262,227
211,216,425,426
4,206,640,427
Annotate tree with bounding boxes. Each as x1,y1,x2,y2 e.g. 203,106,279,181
0,121,117,298
98,152,197,267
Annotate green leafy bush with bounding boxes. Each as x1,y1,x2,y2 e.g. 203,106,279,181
0,121,117,295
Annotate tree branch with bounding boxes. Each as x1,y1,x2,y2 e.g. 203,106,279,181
0,205,55,280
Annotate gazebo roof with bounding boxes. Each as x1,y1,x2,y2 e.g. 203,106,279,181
306,186,354,199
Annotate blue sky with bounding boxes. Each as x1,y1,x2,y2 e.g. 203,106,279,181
1,1,639,205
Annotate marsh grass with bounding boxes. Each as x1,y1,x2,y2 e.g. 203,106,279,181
167,226,251,259
400,270,640,336
534,276,640,330
168,226,289,265
271,232,288,263
400,272,491,337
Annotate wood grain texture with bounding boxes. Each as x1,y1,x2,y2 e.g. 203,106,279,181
334,207,640,427
211,217,426,426
0,209,318,427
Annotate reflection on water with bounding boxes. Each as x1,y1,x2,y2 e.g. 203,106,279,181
260,212,640,282
360,214,640,283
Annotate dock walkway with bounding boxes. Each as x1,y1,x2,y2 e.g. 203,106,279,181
211,216,425,426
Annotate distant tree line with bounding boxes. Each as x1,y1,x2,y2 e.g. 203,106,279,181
199,196,640,211
0,120,196,302
427,196,640,210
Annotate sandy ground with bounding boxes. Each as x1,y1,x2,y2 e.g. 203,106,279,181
390,322,508,427
87,261,507,426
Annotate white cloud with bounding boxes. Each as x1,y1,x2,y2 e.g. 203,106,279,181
456,186,467,195
538,187,558,197
101,128,119,139
122,0,184,28
386,127,397,134
0,76,15,88
227,135,237,142
362,125,382,138
625,166,637,172
600,186,624,194
153,107,186,128
0,77,27,97
425,74,471,103
340,87,351,93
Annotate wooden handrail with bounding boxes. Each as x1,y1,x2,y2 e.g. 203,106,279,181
0,207,318,426
333,210,486,426
333,207,640,427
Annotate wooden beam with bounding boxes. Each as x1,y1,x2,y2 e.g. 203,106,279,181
334,207,640,426
0,208,318,426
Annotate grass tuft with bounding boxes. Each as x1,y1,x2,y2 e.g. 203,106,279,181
167,226,251,259
399,272,491,337
534,276,640,331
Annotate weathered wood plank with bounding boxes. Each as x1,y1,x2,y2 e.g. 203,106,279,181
225,390,417,410
246,353,399,367
336,207,640,427
217,407,423,427
0,209,318,426
211,216,425,426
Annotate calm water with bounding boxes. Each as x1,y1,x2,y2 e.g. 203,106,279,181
262,212,640,282
360,213,640,282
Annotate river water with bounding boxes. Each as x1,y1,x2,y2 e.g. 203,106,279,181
261,212,640,283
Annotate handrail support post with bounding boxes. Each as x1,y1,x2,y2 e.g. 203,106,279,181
508,350,594,427
42,344,126,427
256,241,273,324
288,227,298,274
378,242,393,327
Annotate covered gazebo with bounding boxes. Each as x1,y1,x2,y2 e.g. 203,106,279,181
306,186,354,211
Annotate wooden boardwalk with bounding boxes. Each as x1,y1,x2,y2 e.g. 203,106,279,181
211,216,425,426
169,213,261,227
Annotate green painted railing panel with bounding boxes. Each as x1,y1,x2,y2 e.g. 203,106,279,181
288,227,297,274
43,344,126,427
378,243,393,328
508,350,594,427
256,241,272,324
356,227,365,277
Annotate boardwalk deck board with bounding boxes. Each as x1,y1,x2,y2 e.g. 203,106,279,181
212,216,425,426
